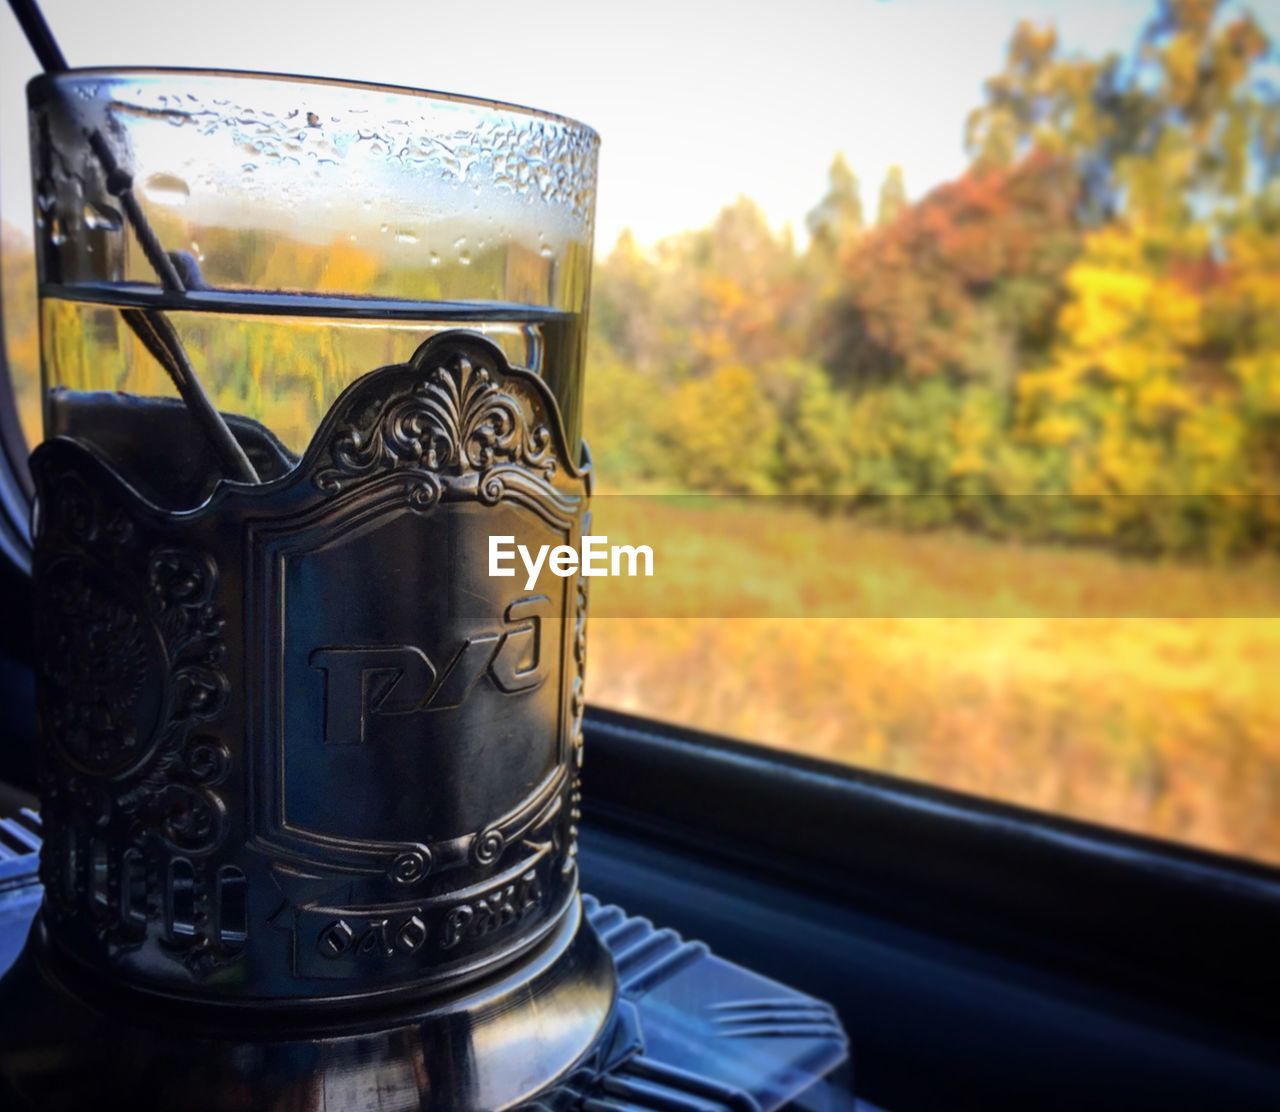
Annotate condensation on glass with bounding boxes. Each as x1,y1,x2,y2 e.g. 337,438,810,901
29,69,598,506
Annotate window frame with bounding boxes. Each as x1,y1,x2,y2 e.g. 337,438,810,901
579,712,1280,1108
581,705,1280,1044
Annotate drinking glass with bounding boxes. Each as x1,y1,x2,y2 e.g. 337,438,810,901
24,67,605,1040
30,68,597,505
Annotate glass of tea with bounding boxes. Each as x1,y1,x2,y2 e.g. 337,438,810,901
30,69,597,505
24,67,608,1068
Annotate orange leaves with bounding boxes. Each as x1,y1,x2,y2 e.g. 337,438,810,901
828,152,1080,384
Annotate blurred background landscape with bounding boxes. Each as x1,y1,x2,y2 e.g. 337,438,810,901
579,0,1280,865
3,0,1279,862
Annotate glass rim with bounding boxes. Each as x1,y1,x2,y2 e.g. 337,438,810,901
27,65,600,143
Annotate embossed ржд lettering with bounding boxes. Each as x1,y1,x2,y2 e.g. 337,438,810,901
309,595,551,746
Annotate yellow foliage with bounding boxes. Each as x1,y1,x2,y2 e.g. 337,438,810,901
1014,219,1275,534
661,365,778,494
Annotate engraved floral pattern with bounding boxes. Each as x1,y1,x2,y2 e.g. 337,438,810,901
315,349,555,494
37,567,156,776
33,465,233,970
566,546,589,870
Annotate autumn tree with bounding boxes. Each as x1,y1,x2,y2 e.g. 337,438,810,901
822,152,1081,389
590,229,665,375
806,154,864,258
657,196,806,374
966,0,1279,229
1005,0,1280,552
0,223,40,444
876,165,908,227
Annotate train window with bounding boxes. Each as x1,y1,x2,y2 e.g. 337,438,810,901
3,0,1278,869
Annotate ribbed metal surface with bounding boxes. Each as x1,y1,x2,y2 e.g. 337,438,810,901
0,810,40,887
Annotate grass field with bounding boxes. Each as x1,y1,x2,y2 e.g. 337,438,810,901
584,495,1280,866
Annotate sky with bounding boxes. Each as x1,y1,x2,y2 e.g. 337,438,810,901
1,0,1272,254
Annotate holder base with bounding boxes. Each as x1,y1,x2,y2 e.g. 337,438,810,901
0,895,615,1112
0,811,850,1110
